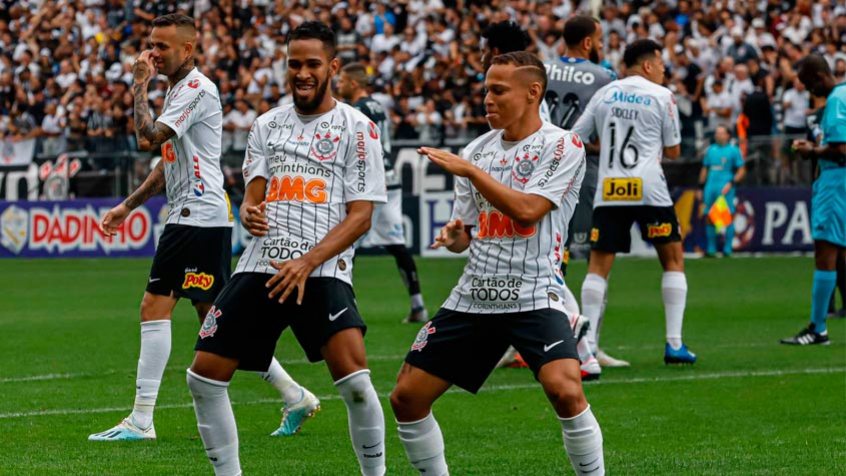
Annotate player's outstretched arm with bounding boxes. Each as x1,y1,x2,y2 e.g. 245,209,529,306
132,51,175,151
100,160,165,236
266,200,374,305
419,146,553,227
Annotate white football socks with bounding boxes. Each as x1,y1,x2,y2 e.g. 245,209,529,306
581,274,607,353
187,369,241,476
560,405,604,476
335,370,386,476
411,293,425,310
257,357,304,405
662,272,687,350
397,412,449,476
131,319,171,430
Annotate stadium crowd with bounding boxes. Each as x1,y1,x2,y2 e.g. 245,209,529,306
1,0,845,182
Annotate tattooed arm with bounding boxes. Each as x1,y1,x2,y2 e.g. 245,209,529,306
100,160,165,236
132,50,175,151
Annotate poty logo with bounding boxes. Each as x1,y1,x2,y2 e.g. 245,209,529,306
477,210,536,239
182,272,214,290
603,88,652,106
647,223,672,238
266,175,327,203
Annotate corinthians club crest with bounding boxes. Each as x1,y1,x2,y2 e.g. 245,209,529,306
512,153,539,184
312,131,341,161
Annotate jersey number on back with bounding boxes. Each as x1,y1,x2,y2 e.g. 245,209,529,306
607,121,639,169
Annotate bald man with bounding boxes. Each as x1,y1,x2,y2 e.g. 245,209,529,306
91,14,316,442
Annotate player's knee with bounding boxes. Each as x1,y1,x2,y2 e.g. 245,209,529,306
390,385,428,420
139,293,171,321
543,375,586,414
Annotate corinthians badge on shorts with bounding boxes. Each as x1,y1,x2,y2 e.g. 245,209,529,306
312,131,341,161
199,306,222,339
411,321,436,352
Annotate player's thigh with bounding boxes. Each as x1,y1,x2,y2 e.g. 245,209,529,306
815,240,843,271
403,308,509,394
655,241,685,272
390,363,452,421
507,309,580,383
287,278,368,368
194,273,286,372
586,250,615,277
590,206,634,254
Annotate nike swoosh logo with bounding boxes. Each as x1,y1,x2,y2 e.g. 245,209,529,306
544,340,565,352
362,443,380,449
148,278,161,283
329,307,348,321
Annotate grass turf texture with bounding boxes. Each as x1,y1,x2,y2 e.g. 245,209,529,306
0,256,843,475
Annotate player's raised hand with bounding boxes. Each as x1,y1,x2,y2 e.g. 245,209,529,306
418,147,474,177
791,139,814,158
242,201,269,237
133,50,156,85
431,219,464,249
266,256,317,305
100,203,131,237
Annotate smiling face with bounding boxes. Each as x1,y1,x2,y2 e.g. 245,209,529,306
286,38,339,113
483,63,541,131
149,25,194,76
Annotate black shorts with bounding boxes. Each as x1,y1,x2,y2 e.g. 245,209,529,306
404,308,579,394
590,205,681,254
147,224,232,304
194,273,367,371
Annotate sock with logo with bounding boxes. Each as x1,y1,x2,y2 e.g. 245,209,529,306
187,369,241,476
131,319,171,430
811,270,837,334
560,405,604,476
397,412,449,476
662,272,687,350
335,370,385,476
257,357,304,406
581,274,607,352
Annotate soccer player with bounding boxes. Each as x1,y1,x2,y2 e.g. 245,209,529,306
89,14,314,442
697,125,746,257
573,39,697,365
390,51,604,475
336,62,428,323
545,15,626,374
781,54,846,345
185,22,387,476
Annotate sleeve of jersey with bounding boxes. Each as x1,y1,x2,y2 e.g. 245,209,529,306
156,86,213,139
450,174,478,225
823,95,846,144
344,119,387,203
242,123,268,184
524,133,586,209
662,95,683,147
571,95,598,141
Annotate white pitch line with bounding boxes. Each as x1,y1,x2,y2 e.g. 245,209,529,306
0,366,842,420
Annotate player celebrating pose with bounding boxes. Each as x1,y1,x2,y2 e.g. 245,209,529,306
337,62,428,323
572,39,696,365
781,54,846,345
390,52,604,475
185,22,387,476
89,14,314,442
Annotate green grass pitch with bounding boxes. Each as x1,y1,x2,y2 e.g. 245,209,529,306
0,256,843,475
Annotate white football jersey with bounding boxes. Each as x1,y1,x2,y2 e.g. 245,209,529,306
442,123,585,314
156,68,232,227
572,75,681,207
235,101,387,285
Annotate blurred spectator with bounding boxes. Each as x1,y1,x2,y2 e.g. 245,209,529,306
224,99,256,152
40,102,66,156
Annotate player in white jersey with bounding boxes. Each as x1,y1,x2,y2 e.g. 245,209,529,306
572,39,697,365
89,14,314,443
337,62,428,323
390,52,604,476
186,22,387,476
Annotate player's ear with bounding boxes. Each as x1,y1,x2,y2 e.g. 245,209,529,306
329,56,341,76
527,81,542,104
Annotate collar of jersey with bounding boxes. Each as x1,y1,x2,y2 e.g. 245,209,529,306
560,56,587,64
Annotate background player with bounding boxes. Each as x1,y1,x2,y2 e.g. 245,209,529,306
573,39,697,365
697,125,746,257
185,22,387,476
545,15,626,373
390,51,604,476
781,54,846,345
336,62,428,323
89,14,313,442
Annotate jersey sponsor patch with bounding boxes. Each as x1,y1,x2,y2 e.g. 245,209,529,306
647,222,673,238
602,177,642,201
477,210,536,239
266,175,327,203
182,271,214,290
